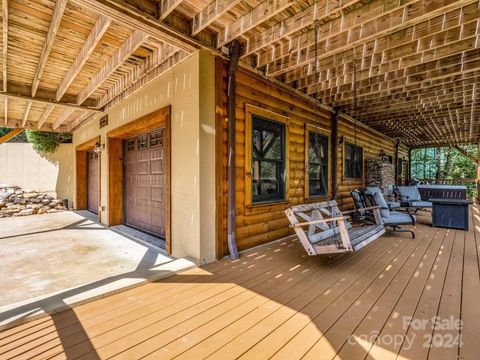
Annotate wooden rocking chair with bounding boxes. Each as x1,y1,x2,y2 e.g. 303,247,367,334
285,200,386,255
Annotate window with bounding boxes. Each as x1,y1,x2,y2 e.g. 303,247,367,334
251,116,285,203
344,143,363,179
126,139,135,152
137,135,148,150
307,132,328,197
150,130,164,148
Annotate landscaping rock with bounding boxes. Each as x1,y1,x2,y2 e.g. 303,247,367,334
15,209,35,216
0,185,67,218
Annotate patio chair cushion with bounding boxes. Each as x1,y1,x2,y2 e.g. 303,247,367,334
396,186,421,201
372,192,390,218
387,201,401,209
351,190,366,214
366,186,382,194
411,200,433,208
383,211,416,226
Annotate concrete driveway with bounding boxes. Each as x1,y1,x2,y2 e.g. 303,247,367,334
0,211,195,329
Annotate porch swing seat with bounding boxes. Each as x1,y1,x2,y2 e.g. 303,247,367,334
285,200,386,255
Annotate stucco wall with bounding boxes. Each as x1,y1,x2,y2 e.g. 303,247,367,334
0,143,74,201
72,51,216,263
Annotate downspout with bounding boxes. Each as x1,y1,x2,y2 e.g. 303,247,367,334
331,109,339,200
227,40,240,260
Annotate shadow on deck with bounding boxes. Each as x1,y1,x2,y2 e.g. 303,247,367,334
1,207,480,360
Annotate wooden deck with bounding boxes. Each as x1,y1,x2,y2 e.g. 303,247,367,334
2,207,480,360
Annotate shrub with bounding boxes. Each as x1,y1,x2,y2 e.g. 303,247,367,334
25,130,72,154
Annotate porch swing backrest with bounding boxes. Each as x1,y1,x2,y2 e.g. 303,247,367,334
285,200,385,256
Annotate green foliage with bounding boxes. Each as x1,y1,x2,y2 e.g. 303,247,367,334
25,130,72,154
411,145,478,198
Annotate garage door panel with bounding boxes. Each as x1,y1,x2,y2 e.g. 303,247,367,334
124,129,166,237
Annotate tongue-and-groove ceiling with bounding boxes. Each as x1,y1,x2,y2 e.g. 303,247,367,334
1,0,479,147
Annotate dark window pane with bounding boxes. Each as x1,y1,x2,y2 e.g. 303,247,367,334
252,116,285,203
137,135,148,150
308,132,328,196
345,143,363,179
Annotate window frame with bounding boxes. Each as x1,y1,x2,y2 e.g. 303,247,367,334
305,125,331,200
343,142,364,180
245,104,289,209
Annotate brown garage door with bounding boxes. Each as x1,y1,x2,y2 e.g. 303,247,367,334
124,129,166,237
87,151,99,214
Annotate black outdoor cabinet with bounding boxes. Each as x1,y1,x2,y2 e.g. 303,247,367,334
431,199,471,231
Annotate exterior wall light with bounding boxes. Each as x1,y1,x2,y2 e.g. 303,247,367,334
93,142,105,154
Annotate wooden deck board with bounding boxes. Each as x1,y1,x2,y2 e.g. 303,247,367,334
1,209,480,360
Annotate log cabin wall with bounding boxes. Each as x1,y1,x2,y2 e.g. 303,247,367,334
215,58,410,257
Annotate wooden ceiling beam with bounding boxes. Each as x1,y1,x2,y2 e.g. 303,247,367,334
98,43,177,108
360,104,480,123
76,29,148,105
0,88,101,112
53,108,76,130
288,18,480,91
351,87,479,116
159,0,183,20
0,128,22,144
31,0,68,97
243,0,363,58
21,101,32,127
260,0,476,75
56,15,112,101
104,50,188,111
2,0,7,92
315,61,480,105
37,104,55,129
216,0,294,48
329,72,480,107
66,111,97,132
313,52,480,101
4,119,67,132
73,0,197,53
191,0,242,36
3,0,7,127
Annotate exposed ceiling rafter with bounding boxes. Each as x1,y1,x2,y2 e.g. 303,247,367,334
216,0,295,48
76,29,148,105
31,0,68,97
56,15,112,101
191,0,243,36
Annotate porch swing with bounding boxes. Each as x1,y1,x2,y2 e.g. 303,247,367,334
284,23,385,255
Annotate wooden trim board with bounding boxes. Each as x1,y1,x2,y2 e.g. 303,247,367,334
106,106,172,254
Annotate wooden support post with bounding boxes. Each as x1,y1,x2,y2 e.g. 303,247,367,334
408,147,412,185
394,140,400,186
227,40,240,260
331,109,339,200
477,142,480,203
0,128,23,144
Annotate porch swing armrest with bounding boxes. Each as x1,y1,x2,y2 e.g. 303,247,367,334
292,216,348,228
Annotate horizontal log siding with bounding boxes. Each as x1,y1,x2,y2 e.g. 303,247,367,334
216,58,409,257
335,117,397,210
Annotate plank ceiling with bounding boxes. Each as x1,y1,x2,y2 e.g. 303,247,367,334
1,0,479,147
